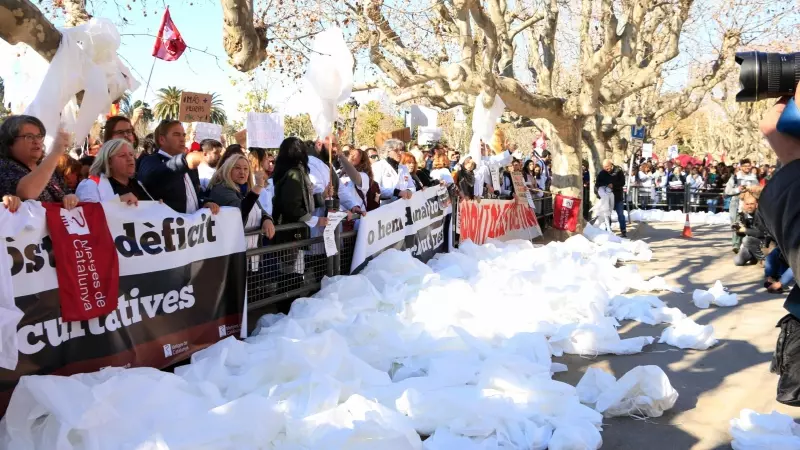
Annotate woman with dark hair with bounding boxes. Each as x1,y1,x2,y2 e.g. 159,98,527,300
0,115,79,209
458,157,476,200
104,115,139,149
272,137,328,229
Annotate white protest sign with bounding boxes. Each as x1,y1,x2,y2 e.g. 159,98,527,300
194,123,222,143
246,112,284,148
323,212,348,257
668,145,679,160
418,126,442,145
410,105,438,128
642,143,653,158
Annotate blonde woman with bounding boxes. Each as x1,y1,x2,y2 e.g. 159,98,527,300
75,138,152,205
208,154,275,243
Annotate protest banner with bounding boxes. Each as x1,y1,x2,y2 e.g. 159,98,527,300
553,194,581,232
194,123,223,143
418,126,442,145
0,201,246,415
246,112,284,148
458,199,542,245
178,92,212,123
350,187,451,273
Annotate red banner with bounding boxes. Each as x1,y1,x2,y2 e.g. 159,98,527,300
43,203,120,321
458,199,541,245
553,194,581,232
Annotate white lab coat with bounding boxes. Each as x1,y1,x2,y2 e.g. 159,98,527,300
372,159,416,203
474,150,512,197
339,172,369,212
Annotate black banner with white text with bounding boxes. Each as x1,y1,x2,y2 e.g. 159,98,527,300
0,201,246,415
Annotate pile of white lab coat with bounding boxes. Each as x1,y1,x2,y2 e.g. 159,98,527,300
613,209,731,225
2,227,708,450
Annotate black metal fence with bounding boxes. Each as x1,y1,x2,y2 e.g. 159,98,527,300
625,184,729,214
244,192,554,311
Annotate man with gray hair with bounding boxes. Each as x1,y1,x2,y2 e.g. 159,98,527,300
372,138,416,203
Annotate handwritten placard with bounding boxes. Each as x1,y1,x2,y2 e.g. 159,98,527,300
511,172,528,205
193,122,222,143
179,92,212,123
246,112,284,148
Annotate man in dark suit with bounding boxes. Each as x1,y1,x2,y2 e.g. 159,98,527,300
138,120,219,215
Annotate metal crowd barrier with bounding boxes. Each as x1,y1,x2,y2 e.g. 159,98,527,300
244,193,553,310
625,185,728,214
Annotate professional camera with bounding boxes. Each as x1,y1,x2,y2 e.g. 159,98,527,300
735,51,800,102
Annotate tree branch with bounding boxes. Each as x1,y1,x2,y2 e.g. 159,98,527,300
0,0,62,62
222,0,268,71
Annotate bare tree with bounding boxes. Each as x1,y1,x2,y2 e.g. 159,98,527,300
0,0,269,71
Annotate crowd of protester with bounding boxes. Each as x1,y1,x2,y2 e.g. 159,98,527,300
594,155,789,295
0,114,559,303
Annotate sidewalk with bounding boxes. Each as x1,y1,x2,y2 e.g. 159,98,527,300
553,222,797,450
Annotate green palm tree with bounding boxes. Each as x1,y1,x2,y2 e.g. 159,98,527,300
153,86,182,121
209,93,227,125
118,92,132,117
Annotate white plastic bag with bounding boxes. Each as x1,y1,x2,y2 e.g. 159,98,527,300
302,27,354,138
729,409,800,450
24,18,138,151
693,280,738,308
594,365,678,418
548,421,602,450
660,317,718,350
576,367,617,405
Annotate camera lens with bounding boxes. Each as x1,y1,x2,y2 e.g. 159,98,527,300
735,51,800,102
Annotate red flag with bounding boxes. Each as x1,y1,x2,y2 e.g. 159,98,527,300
152,8,187,61
43,203,120,322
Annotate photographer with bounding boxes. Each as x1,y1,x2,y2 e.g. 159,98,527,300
758,87,800,406
732,191,767,266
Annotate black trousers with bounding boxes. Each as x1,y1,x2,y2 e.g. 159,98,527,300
771,314,800,406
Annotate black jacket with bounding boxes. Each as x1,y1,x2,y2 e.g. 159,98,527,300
138,152,205,214
596,166,626,201
759,159,800,318
736,211,768,240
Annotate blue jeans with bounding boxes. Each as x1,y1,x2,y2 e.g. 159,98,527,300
614,199,626,233
706,198,718,213
766,248,794,285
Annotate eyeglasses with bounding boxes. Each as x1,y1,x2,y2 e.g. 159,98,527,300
369,155,379,160
16,134,45,143
113,129,135,137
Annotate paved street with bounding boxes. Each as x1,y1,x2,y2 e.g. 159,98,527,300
553,221,798,450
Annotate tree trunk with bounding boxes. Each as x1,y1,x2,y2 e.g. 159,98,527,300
535,117,585,238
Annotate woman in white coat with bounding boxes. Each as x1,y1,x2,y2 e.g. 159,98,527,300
75,139,153,204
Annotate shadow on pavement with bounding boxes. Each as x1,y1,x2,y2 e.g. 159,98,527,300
553,220,794,450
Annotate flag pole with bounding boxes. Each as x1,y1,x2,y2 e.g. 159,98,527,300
142,57,157,103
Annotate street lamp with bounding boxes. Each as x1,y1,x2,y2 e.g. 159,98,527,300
347,97,359,146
